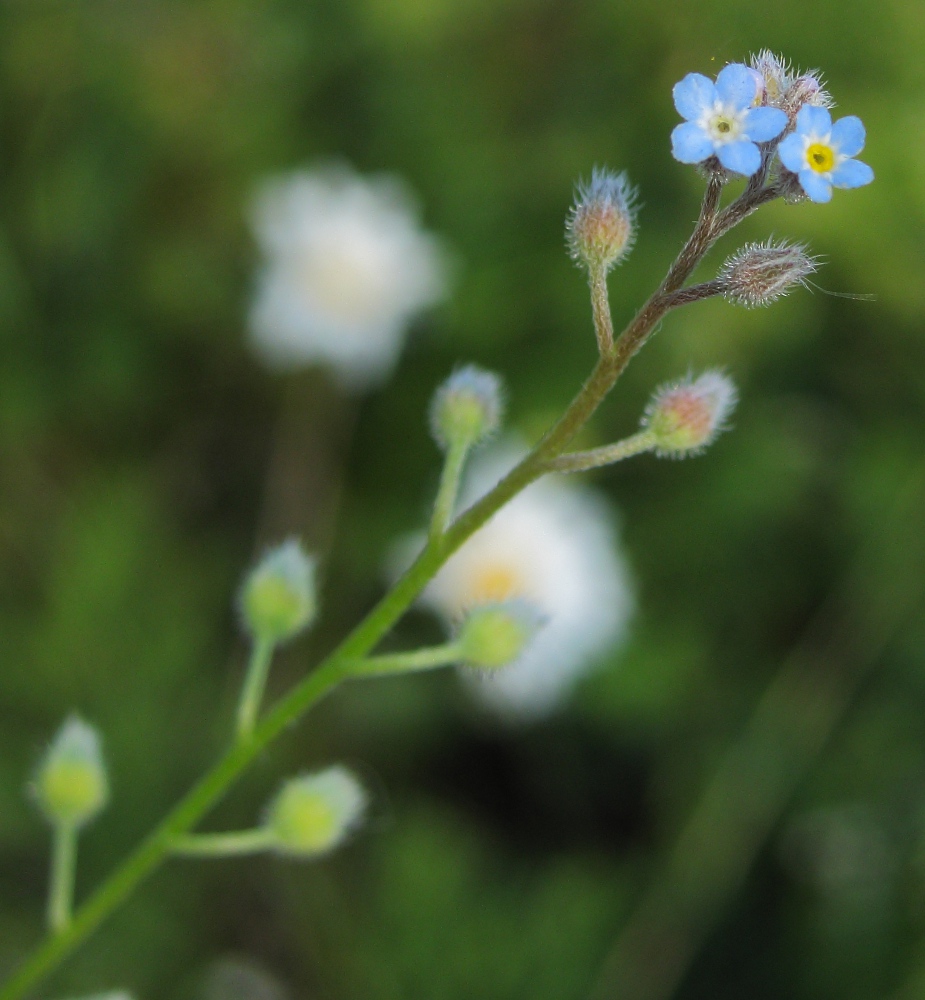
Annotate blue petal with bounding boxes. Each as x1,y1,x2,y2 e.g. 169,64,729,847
777,134,806,172
831,158,874,188
715,63,759,109
717,140,761,175
830,116,866,157
799,169,833,203
743,107,788,142
671,121,714,163
795,105,832,138
673,74,715,120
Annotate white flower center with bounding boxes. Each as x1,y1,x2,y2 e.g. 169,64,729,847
700,101,747,145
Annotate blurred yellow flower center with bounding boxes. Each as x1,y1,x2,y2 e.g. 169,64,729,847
470,564,523,603
807,143,834,173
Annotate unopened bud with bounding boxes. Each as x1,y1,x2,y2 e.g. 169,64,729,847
781,72,832,119
718,239,817,308
643,371,738,458
749,51,832,118
240,540,317,644
566,168,637,273
34,716,108,828
265,767,366,857
430,365,504,451
749,50,790,107
456,600,544,670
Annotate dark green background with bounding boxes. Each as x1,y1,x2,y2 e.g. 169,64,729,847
1,0,923,997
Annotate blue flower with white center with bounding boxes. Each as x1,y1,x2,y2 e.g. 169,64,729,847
671,63,789,176
777,106,874,203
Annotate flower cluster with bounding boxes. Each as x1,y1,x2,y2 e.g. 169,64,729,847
671,55,873,203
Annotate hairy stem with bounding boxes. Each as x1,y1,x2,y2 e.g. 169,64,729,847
548,430,657,473
0,176,767,1000
589,264,614,353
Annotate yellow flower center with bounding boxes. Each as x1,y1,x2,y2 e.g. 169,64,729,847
470,564,523,603
807,142,835,174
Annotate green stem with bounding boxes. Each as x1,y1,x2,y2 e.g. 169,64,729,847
0,177,772,1000
429,439,470,541
548,430,656,473
235,636,275,740
47,824,78,934
349,643,463,678
171,829,274,857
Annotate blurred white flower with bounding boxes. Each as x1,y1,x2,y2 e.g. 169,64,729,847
248,163,449,389
420,441,634,718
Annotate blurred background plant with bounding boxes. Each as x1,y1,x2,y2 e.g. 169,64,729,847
1,1,923,998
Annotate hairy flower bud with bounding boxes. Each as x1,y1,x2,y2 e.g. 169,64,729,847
430,365,504,451
749,50,832,118
240,540,317,644
265,767,366,857
643,371,738,458
456,600,544,670
719,239,817,308
566,168,637,273
34,716,109,828
781,72,833,120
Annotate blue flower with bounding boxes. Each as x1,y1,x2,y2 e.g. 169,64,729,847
777,106,874,203
671,64,788,176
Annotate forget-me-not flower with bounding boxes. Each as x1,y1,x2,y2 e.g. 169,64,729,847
671,63,788,176
777,106,873,203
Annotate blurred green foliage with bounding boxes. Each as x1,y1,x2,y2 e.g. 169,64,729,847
1,0,924,998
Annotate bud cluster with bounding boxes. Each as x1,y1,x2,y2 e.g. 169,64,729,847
643,371,738,458
429,365,504,451
566,168,637,274
749,50,833,120
718,239,818,308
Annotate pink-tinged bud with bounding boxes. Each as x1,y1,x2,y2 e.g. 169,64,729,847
565,168,637,273
719,239,818,308
781,72,833,119
643,371,738,458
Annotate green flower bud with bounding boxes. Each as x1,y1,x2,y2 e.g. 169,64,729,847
240,540,317,644
456,600,544,670
265,767,366,857
429,365,504,451
34,716,108,829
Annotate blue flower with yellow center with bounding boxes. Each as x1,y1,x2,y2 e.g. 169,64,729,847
671,64,788,176
777,106,873,203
